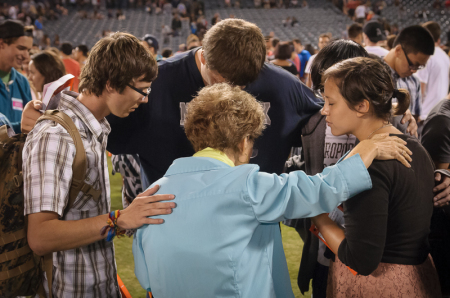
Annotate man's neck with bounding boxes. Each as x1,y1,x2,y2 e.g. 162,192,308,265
366,42,377,47
383,50,396,73
0,60,12,74
77,92,110,121
61,54,71,60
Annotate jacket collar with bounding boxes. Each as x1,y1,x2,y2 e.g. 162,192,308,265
164,156,233,177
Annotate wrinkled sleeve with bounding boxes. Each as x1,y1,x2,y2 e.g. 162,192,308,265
338,164,389,275
23,123,74,217
133,229,151,292
246,154,372,223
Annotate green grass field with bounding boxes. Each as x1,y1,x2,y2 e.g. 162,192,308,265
108,157,311,297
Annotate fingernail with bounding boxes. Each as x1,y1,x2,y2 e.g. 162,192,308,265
434,202,438,206
170,195,175,199
171,203,177,208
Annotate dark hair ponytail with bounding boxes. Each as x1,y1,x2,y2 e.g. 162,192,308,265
392,88,410,116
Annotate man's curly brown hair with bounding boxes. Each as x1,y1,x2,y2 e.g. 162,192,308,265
185,83,266,153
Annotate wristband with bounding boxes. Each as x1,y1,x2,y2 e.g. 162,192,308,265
100,210,126,241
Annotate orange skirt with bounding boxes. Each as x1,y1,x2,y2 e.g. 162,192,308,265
327,255,442,298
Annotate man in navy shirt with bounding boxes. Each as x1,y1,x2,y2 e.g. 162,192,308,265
106,19,323,186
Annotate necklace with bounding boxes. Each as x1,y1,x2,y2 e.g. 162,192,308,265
367,123,393,139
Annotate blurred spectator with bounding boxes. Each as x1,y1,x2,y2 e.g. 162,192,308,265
211,13,220,26
292,38,311,79
304,44,316,56
186,34,200,50
386,34,396,50
39,34,51,50
60,42,81,92
355,2,366,23
177,43,187,53
142,34,163,60
8,5,18,20
363,21,389,57
271,42,299,77
265,35,274,59
73,45,89,68
348,23,363,45
34,16,43,40
116,9,126,20
53,34,60,47
304,33,331,87
172,13,182,35
162,48,173,58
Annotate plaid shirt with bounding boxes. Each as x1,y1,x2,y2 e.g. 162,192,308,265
23,91,120,298
387,64,422,117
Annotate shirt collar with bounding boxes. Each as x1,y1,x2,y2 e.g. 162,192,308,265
193,147,235,167
58,91,111,140
164,156,236,176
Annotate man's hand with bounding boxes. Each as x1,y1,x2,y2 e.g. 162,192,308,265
400,108,418,137
21,100,43,133
433,172,450,207
117,185,176,229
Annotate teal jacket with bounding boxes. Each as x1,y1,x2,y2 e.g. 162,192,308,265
133,154,371,298
0,68,32,133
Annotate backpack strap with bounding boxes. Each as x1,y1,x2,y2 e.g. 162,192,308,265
36,110,101,298
38,110,101,210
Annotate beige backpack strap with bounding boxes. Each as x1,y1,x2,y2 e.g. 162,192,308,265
38,110,92,212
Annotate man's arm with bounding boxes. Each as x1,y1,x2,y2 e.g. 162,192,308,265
28,185,175,256
422,113,450,207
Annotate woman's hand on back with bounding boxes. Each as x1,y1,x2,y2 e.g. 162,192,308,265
366,133,412,167
345,133,412,168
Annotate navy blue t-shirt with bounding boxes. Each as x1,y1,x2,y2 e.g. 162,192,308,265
107,48,322,185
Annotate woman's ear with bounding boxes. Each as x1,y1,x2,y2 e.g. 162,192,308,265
355,99,370,118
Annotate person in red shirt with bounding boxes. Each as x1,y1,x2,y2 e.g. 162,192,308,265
60,42,80,92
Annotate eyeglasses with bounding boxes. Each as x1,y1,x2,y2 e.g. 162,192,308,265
127,83,151,101
401,45,425,71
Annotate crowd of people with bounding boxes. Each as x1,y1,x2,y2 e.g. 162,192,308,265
1,1,450,297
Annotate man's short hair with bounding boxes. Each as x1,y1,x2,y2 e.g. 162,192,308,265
310,39,369,94
274,42,293,60
0,20,28,45
422,21,441,43
319,33,331,40
202,19,266,86
393,25,435,55
162,48,173,58
76,44,89,57
79,32,158,97
184,83,265,153
292,38,302,45
348,23,363,39
271,38,280,49
60,42,73,56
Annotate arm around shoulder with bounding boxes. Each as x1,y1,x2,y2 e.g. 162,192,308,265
246,154,371,223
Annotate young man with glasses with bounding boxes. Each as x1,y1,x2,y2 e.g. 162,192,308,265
22,32,175,297
383,25,435,120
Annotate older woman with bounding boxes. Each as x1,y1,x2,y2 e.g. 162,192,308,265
133,83,410,298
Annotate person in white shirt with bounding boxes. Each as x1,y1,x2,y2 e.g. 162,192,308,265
416,21,450,120
363,21,389,57
355,3,366,23
305,33,330,88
